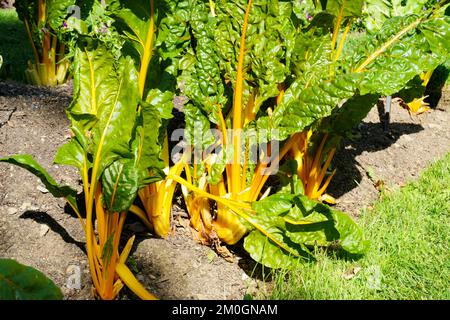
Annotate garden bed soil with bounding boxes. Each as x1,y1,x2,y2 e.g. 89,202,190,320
0,80,449,299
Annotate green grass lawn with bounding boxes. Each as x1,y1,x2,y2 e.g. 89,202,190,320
0,8,33,82
269,153,450,300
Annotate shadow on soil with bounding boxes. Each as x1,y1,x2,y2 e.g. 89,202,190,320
328,121,424,199
426,65,450,109
20,210,86,254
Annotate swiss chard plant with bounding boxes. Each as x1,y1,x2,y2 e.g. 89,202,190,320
163,0,450,268
0,0,168,300
100,0,192,239
14,0,74,86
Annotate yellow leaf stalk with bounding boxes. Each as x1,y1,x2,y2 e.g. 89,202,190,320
23,1,69,86
71,180,156,300
288,131,337,204
402,70,433,115
406,96,430,115
138,160,185,238
420,70,434,87
134,0,185,239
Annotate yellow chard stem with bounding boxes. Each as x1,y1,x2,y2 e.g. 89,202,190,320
169,173,252,211
331,1,345,50
171,174,299,255
421,70,434,86
86,183,100,292
231,0,253,198
217,107,232,192
138,0,155,97
116,263,158,300
129,205,153,230
162,135,170,167
314,148,336,196
243,90,256,126
250,134,297,199
334,22,351,62
42,33,50,85
305,134,326,196
316,169,336,198
119,235,136,264
329,1,345,77
209,0,216,17
38,0,46,24
355,17,423,73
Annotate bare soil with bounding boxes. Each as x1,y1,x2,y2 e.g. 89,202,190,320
330,94,450,215
0,80,449,300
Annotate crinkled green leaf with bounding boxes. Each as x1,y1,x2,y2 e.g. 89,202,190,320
54,138,86,171
243,231,302,269
269,9,450,141
321,94,380,136
364,0,431,32
90,56,140,181
46,0,77,31
146,89,174,120
69,44,118,130
243,193,368,268
243,204,312,269
252,193,294,216
351,16,442,96
332,209,369,254
132,102,165,172
109,0,190,93
102,159,141,213
319,0,365,18
184,104,215,150
420,16,450,58
264,73,361,141
181,0,297,127
285,195,369,254
108,0,155,60
0,259,62,300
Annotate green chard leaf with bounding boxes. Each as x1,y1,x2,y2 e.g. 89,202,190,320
285,195,369,254
243,230,306,269
243,193,368,269
0,155,77,200
54,137,87,171
252,194,295,216
46,0,77,31
319,0,365,18
90,56,140,182
69,44,118,131
0,259,62,300
364,0,432,32
102,159,141,213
